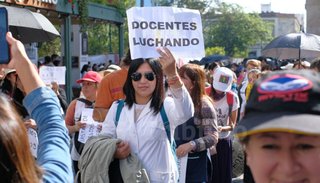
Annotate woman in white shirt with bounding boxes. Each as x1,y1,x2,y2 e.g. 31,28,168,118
101,47,194,182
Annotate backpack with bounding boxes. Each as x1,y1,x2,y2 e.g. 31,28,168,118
226,92,234,119
115,100,177,161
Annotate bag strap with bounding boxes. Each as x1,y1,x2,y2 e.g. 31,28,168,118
77,98,94,108
115,99,125,127
115,100,172,143
226,92,233,118
160,105,171,143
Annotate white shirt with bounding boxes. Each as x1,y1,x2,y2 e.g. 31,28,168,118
101,86,194,183
213,91,240,139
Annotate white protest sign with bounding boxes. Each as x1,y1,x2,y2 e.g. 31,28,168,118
177,155,188,183
27,128,38,158
78,108,101,143
39,66,66,85
127,7,205,60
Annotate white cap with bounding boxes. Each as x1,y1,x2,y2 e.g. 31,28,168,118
280,63,294,70
212,67,233,92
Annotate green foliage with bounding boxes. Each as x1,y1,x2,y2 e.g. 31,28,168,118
154,0,213,14
79,0,89,32
204,3,273,57
87,23,119,55
86,0,134,54
38,24,61,58
205,46,225,56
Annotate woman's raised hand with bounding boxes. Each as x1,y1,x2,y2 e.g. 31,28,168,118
156,47,178,77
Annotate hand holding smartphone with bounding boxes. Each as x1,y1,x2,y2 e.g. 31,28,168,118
0,7,10,64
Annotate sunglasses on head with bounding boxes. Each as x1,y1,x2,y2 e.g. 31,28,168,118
131,72,155,81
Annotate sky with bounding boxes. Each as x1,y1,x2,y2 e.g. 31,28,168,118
221,0,306,14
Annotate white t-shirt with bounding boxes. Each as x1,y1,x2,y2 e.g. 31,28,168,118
213,91,240,139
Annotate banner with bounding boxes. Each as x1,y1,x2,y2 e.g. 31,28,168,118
127,7,205,60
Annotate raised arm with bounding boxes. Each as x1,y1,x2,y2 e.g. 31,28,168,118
5,32,73,183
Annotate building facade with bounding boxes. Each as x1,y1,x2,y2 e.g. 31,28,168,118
249,12,303,57
306,0,320,35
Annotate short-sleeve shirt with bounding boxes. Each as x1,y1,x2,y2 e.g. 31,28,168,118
95,68,128,109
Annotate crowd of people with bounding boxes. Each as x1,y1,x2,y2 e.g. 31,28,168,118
1,30,320,183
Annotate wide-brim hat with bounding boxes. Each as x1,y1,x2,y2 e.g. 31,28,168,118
234,70,320,138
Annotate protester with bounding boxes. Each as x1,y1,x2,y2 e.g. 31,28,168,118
0,32,72,182
207,67,240,183
100,47,194,182
245,69,261,101
293,60,310,69
50,81,68,114
235,69,320,183
310,58,320,72
239,59,261,120
176,63,218,182
64,71,102,175
93,50,132,122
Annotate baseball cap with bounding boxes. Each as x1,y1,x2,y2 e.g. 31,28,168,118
234,70,320,138
212,67,234,92
76,71,102,84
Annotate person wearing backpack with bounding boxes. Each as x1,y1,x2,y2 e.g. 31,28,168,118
100,47,194,183
64,71,102,176
208,67,240,183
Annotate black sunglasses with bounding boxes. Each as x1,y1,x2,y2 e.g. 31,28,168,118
131,72,155,81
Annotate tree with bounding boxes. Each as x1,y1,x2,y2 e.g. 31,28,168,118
204,3,273,57
205,46,225,56
87,0,134,55
154,0,213,14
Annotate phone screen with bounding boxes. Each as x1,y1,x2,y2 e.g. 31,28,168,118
0,8,10,64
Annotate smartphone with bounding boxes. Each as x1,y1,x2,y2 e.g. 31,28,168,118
0,8,10,64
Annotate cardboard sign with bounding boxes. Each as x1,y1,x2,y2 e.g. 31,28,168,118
27,128,38,158
177,155,188,183
78,108,101,143
39,66,66,85
127,7,205,60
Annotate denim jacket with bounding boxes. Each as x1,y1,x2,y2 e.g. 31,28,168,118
24,87,73,183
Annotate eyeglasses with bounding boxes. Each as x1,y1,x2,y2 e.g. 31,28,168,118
131,72,155,81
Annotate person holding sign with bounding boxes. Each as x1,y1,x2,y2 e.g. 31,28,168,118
64,71,102,175
0,32,72,182
101,47,194,182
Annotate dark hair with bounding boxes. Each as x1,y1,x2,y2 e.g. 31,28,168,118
80,64,90,74
208,62,219,71
122,49,132,66
44,56,51,64
123,58,164,114
310,58,320,72
0,95,42,182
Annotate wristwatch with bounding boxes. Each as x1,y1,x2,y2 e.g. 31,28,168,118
189,141,196,150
